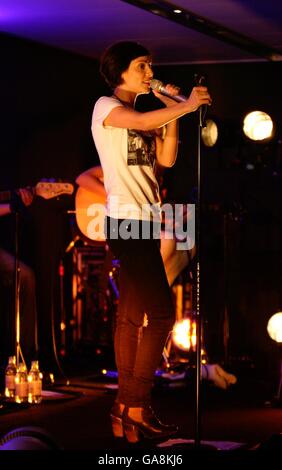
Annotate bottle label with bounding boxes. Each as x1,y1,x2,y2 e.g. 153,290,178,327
29,380,42,396
15,382,28,398
5,375,16,389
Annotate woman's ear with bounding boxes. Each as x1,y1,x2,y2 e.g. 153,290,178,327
120,71,126,84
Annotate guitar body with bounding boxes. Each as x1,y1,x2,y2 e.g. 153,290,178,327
75,187,106,242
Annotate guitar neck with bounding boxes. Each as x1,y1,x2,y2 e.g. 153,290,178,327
0,182,74,204
0,190,12,203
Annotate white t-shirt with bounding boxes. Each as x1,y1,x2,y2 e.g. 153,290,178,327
91,96,161,221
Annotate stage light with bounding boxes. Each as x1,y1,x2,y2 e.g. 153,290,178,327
201,119,218,147
267,312,282,343
267,312,282,404
172,318,196,351
243,111,273,141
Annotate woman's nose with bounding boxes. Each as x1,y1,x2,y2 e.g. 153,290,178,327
146,64,153,75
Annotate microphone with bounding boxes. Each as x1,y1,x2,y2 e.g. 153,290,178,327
150,79,187,103
194,74,205,87
194,74,207,128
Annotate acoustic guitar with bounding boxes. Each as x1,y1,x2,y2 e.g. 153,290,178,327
75,186,106,242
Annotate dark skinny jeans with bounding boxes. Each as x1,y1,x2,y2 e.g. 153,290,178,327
106,217,174,407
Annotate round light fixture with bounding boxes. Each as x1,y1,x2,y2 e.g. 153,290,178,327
201,119,218,147
243,111,273,141
267,312,282,343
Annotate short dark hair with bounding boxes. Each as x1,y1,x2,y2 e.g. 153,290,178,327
100,41,150,89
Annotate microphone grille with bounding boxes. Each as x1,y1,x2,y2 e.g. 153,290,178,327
150,79,163,92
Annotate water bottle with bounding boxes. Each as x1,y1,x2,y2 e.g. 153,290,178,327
15,363,29,403
28,360,42,404
4,355,17,399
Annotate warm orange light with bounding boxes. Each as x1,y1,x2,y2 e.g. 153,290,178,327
172,318,196,351
243,111,273,141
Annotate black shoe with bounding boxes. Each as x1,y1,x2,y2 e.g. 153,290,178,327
110,402,124,438
122,406,178,443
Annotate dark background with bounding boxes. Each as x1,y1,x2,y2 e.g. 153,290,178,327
0,32,281,381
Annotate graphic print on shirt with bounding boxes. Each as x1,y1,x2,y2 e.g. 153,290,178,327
127,129,156,167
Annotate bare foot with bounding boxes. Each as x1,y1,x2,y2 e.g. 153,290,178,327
203,364,237,390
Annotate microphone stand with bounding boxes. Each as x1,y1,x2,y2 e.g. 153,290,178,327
193,77,226,450
194,74,207,449
184,77,242,451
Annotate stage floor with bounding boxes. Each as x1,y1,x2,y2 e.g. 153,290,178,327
0,365,281,462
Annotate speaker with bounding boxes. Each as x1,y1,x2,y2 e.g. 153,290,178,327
0,426,60,450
